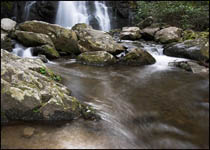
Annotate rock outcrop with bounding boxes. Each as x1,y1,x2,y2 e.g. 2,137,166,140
72,23,126,55
17,21,79,54
164,38,209,62
1,49,98,124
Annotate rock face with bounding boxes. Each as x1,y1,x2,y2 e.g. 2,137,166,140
164,38,209,62
1,18,16,32
155,27,182,44
17,21,79,54
1,49,98,123
72,23,126,54
120,27,141,40
119,48,156,66
77,51,116,66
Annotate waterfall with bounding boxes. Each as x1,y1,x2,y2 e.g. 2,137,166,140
12,43,33,58
55,1,111,31
94,1,110,31
24,1,36,20
55,1,89,28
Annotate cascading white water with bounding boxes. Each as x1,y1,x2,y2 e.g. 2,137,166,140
55,1,111,31
94,1,110,31
24,1,36,20
56,1,89,28
12,43,33,58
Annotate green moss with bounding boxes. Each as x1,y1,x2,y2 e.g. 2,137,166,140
181,30,209,42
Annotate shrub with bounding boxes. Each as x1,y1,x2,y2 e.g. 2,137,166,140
135,1,209,31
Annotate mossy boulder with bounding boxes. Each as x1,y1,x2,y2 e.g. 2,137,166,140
155,27,182,44
1,49,99,123
119,48,156,66
181,30,209,41
77,51,116,66
141,27,160,40
14,30,54,47
137,16,154,29
17,20,79,54
32,44,60,59
164,38,209,61
72,23,126,55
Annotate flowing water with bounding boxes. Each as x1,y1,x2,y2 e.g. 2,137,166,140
55,1,111,31
2,41,209,149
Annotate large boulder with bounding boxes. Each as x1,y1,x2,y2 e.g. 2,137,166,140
120,27,141,40
1,49,98,123
155,27,182,44
14,30,54,47
141,27,160,40
164,38,209,62
72,23,126,55
119,48,156,66
17,20,79,54
77,51,116,66
1,18,16,32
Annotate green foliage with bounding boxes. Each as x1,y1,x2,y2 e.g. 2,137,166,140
38,67,62,82
135,1,209,31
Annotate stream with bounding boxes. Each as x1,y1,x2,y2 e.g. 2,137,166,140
1,41,209,149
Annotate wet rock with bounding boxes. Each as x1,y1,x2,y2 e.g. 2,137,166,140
77,51,116,66
14,30,54,47
32,45,60,59
72,23,126,55
169,61,209,73
23,127,35,138
1,18,16,32
17,20,79,54
1,49,99,122
120,27,141,40
155,27,182,44
164,38,209,62
38,54,48,63
119,48,156,66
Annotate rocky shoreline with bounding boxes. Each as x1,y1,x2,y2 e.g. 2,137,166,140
1,17,209,124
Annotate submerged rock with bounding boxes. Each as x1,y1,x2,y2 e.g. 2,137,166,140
1,49,99,123
119,48,156,66
155,27,182,44
120,27,141,40
72,23,126,55
77,51,116,66
164,38,209,62
17,20,79,54
169,61,209,74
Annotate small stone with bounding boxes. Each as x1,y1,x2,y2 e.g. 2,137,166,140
23,127,35,138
